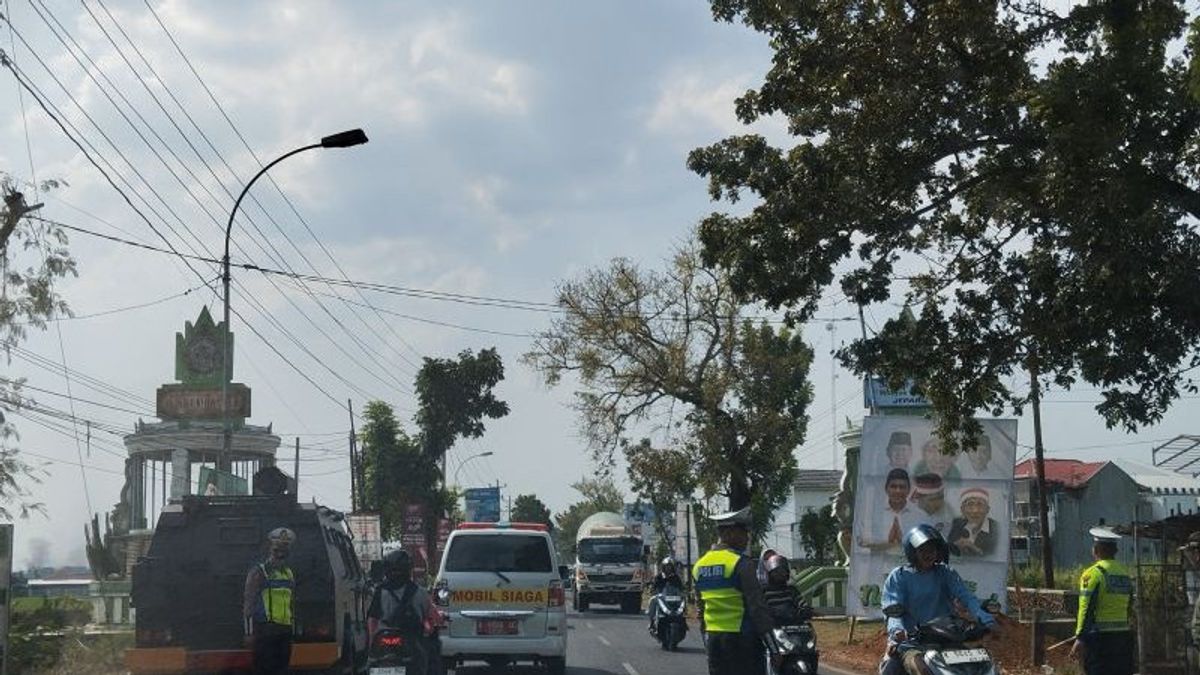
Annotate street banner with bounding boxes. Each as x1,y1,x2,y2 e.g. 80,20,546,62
347,513,383,571
464,487,501,522
848,416,1016,617
403,503,429,578
197,466,248,496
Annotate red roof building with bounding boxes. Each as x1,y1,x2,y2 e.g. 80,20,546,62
1013,459,1108,489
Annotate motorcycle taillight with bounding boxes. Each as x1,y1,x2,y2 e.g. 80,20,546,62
375,633,405,648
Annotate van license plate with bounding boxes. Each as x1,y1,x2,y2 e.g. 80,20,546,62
942,649,988,664
369,668,406,675
477,619,519,636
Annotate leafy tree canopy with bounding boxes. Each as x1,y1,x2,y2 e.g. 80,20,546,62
693,0,1200,447
510,493,554,530
552,477,624,556
415,348,509,465
798,504,841,566
526,244,814,533
359,400,453,538
1,173,72,520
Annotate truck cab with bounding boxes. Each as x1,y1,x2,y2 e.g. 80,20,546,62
572,512,646,613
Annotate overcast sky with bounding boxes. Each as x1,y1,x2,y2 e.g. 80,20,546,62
1,0,1195,569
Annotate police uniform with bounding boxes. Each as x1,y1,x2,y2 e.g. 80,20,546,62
1075,527,1133,675
244,528,296,675
692,507,775,675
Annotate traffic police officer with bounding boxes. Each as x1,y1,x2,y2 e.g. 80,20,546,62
692,506,780,675
243,527,296,675
1071,526,1133,675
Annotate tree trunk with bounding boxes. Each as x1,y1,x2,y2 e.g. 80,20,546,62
1028,364,1055,588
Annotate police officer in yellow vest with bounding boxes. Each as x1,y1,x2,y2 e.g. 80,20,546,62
692,507,781,675
243,527,296,675
1070,526,1133,675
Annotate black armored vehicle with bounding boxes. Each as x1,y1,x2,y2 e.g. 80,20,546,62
125,469,370,674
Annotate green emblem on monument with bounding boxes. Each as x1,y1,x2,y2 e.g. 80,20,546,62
157,306,251,421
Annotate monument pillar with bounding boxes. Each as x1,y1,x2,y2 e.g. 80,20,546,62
170,449,189,499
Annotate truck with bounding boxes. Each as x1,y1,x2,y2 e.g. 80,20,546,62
124,469,370,674
572,511,646,613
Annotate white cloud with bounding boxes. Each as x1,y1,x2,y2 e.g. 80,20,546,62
646,71,788,144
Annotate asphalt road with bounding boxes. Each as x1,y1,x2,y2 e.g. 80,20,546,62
447,601,860,675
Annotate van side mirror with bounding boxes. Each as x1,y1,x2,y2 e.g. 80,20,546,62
558,565,569,580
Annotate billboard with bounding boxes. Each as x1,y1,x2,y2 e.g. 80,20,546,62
464,487,501,522
848,416,1016,617
347,513,383,571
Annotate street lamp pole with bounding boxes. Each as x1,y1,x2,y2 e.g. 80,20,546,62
453,451,495,486
219,129,369,471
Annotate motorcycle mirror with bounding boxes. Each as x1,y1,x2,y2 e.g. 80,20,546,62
882,604,906,618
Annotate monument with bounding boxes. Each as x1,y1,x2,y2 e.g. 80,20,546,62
84,307,280,623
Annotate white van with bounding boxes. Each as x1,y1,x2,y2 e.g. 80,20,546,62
433,522,568,674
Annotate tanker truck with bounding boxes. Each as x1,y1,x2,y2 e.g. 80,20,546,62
572,511,646,613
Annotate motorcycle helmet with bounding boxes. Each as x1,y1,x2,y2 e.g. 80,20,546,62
902,524,949,567
659,556,678,575
382,548,413,583
762,552,791,587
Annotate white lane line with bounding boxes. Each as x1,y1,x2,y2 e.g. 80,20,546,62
622,662,640,675
586,621,595,629
597,635,612,646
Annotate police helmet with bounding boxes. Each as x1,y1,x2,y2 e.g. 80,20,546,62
267,527,296,546
902,524,948,567
382,548,413,582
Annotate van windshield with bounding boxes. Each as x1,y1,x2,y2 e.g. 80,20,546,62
577,538,642,564
445,534,553,573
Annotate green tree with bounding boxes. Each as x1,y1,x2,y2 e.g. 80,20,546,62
415,348,510,478
1,174,72,519
526,244,815,535
692,0,1200,586
623,439,695,557
359,400,450,539
552,477,624,556
798,505,839,566
510,494,554,530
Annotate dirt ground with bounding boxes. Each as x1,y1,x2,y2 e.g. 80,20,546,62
811,615,1083,675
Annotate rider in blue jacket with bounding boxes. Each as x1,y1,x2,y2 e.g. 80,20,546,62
880,524,999,675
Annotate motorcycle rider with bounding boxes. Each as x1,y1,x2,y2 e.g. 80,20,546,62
761,552,813,625
648,556,685,634
880,524,999,675
367,548,438,675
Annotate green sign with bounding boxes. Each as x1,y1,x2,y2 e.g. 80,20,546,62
197,467,248,496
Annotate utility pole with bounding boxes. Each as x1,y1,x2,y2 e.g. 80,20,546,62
294,437,300,495
826,321,838,470
348,400,359,512
685,503,693,589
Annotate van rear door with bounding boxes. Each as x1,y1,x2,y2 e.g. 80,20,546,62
442,533,554,640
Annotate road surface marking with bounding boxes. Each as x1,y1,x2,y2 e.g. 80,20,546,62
622,662,640,675
597,635,611,646
586,621,595,629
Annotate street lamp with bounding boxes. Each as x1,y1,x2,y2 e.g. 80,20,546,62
453,451,495,486
220,129,369,470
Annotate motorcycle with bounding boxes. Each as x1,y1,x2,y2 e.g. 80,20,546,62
649,584,688,650
766,619,819,674
879,604,998,675
368,627,423,675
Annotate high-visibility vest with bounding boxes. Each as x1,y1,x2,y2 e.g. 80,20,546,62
257,564,294,627
1076,559,1131,636
692,548,746,633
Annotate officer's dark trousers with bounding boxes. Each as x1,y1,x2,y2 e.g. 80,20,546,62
1083,631,1134,675
705,631,765,675
252,623,292,675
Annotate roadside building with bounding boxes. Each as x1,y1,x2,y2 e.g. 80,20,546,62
770,469,842,563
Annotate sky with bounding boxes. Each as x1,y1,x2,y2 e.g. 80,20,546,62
1,0,1196,570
